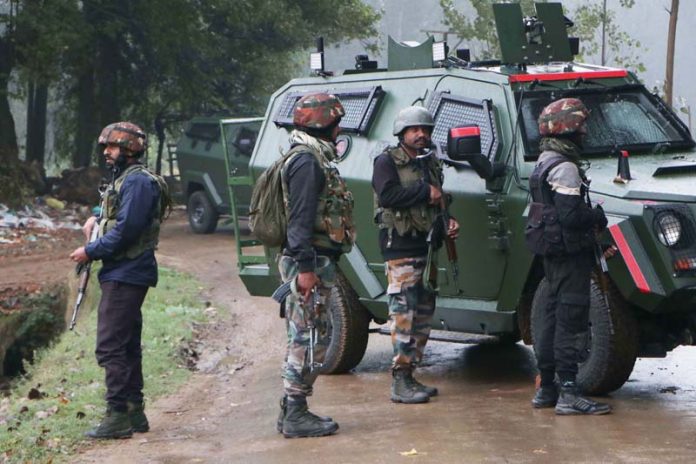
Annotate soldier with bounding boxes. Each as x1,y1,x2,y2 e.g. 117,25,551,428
372,106,459,404
70,122,170,438
276,93,355,438
526,98,611,415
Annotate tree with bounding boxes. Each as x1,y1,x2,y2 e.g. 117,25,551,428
664,0,679,108
571,0,645,73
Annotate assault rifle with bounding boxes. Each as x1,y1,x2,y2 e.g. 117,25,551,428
418,151,459,287
271,279,323,371
69,179,109,330
584,180,614,335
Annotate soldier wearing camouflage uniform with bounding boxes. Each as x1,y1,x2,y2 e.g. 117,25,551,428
70,122,170,438
526,98,611,415
276,93,355,438
372,106,459,404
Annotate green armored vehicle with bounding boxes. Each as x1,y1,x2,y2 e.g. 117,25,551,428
229,3,696,394
177,116,262,233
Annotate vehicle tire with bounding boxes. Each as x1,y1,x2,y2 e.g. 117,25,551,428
531,275,639,395
187,190,219,234
320,271,371,374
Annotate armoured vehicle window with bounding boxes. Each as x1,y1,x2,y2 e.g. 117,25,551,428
272,86,385,135
427,92,499,159
185,123,221,150
518,85,695,158
225,126,258,158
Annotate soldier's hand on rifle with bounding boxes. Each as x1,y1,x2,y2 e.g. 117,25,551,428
69,246,90,265
297,271,319,301
428,184,442,206
82,216,98,241
447,217,460,240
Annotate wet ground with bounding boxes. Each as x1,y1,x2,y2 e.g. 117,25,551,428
75,216,696,463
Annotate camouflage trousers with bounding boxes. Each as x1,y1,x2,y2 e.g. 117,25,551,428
278,255,335,398
386,256,435,371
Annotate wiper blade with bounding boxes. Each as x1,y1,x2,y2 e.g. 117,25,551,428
571,77,609,88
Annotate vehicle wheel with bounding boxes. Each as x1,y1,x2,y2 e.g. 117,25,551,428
187,190,219,234
320,271,371,374
531,276,638,395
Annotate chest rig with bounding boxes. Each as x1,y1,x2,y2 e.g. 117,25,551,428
99,164,166,260
281,144,355,254
526,151,592,256
374,146,443,247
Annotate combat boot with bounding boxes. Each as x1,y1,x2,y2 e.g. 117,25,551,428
276,395,333,433
84,407,133,439
555,382,611,415
391,370,430,404
127,400,150,433
531,384,559,408
281,397,339,438
406,371,438,397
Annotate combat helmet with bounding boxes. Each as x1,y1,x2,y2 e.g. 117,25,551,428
393,106,435,136
293,93,345,130
98,122,147,155
538,98,589,137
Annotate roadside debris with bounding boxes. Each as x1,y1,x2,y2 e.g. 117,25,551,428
0,198,87,248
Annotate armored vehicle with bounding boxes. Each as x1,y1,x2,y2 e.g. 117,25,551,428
177,116,262,233
229,2,696,394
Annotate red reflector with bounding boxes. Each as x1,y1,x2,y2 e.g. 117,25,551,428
508,70,628,83
621,150,629,158
450,126,480,138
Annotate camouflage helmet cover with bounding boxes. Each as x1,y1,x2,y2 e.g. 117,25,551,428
538,98,589,137
98,122,147,154
393,106,435,136
293,93,345,130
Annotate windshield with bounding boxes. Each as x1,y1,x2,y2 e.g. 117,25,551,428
518,85,694,158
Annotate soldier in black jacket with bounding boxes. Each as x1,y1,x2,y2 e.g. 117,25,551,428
526,98,611,415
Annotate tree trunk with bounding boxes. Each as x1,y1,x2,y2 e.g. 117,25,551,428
94,34,120,170
26,80,48,165
154,113,166,175
0,36,18,163
75,69,97,167
664,0,679,108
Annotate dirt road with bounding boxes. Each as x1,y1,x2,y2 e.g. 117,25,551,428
74,214,696,463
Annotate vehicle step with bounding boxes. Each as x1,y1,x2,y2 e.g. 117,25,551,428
372,326,502,344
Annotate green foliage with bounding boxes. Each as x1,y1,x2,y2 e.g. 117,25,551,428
2,0,381,167
572,1,646,73
0,267,206,463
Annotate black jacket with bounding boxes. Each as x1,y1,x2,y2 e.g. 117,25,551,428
372,151,431,260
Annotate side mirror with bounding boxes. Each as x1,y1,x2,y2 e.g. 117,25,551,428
446,125,506,180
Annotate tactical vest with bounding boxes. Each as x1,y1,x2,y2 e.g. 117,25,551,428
374,146,443,246
281,144,355,254
99,163,168,260
526,151,593,256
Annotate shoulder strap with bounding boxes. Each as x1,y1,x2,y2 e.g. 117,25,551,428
530,153,568,204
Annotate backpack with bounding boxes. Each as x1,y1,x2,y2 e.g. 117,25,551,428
248,146,305,247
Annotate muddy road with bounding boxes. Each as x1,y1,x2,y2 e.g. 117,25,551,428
75,213,696,463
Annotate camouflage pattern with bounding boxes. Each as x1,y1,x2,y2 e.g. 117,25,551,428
279,255,336,398
386,256,436,370
375,147,443,238
98,122,147,154
282,131,355,254
392,106,435,136
538,98,589,137
293,93,345,130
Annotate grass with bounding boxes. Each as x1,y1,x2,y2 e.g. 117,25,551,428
0,267,207,463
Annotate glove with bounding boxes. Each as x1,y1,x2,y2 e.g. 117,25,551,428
592,205,608,230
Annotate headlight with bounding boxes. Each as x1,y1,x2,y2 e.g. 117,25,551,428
655,212,682,247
